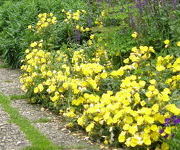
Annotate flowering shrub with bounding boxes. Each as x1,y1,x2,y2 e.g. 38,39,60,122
0,0,89,68
16,5,180,148
20,30,180,149
28,13,57,32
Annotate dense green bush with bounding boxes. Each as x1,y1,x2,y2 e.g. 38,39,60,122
0,0,88,68
92,0,180,57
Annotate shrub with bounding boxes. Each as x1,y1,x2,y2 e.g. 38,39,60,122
94,0,180,56
20,15,180,148
0,0,88,68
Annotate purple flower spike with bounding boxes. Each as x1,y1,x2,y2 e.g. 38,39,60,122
165,118,171,123
159,129,164,134
172,116,177,119
174,119,180,125
164,134,169,139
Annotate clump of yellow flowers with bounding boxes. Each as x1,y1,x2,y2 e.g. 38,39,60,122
28,13,57,32
62,9,90,33
21,11,180,150
20,42,180,149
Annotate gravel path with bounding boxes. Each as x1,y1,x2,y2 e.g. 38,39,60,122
0,59,99,150
0,60,31,150
0,107,30,150
0,68,23,96
12,100,96,149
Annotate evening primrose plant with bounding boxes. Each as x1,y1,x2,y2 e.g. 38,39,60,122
19,8,180,150
20,36,180,149
61,9,93,44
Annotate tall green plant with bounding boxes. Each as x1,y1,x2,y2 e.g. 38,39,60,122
0,0,88,68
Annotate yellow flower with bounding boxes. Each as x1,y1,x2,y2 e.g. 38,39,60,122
166,104,180,115
48,85,56,93
144,115,154,123
50,95,59,102
164,39,170,45
25,49,30,53
49,13,54,16
76,25,80,30
131,32,138,38
90,34,95,39
118,131,126,142
104,139,109,145
150,125,158,131
28,25,32,29
136,116,144,125
148,85,156,91
152,104,159,112
46,71,53,77
38,43,43,48
130,137,139,147
156,65,165,71
123,58,130,64
124,116,133,124
81,10,86,13
77,116,86,126
143,137,151,145
34,87,39,93
145,91,153,98
38,13,43,18
164,127,171,134
128,125,138,135
37,84,44,92
30,42,37,48
158,93,170,101
64,111,76,118
163,88,171,94
176,41,180,47
140,101,146,106
139,80,146,87
123,124,130,130
86,122,95,132
149,79,156,85
101,10,106,16
87,40,93,46
100,72,107,79
85,28,90,32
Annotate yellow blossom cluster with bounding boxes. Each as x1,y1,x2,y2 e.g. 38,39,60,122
28,13,57,32
62,9,86,21
94,10,107,28
22,10,180,149
20,39,180,149
156,55,180,72
62,9,90,33
73,46,179,148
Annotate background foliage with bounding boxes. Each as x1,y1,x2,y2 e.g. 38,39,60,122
0,0,88,68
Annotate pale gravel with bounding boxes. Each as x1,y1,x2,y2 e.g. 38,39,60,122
0,107,31,150
0,68,23,96
12,100,98,149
